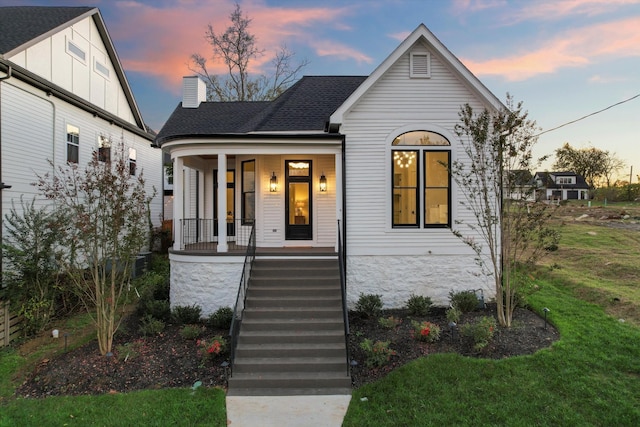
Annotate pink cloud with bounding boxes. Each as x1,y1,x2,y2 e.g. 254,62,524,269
514,0,640,21
109,0,365,93
462,17,640,81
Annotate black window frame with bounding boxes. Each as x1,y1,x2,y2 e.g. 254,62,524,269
241,160,255,225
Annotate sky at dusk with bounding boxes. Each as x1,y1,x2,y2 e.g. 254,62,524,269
4,0,640,179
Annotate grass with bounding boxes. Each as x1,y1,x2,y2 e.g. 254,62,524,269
2,222,640,425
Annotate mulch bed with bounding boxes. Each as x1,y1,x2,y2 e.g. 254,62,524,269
16,305,559,398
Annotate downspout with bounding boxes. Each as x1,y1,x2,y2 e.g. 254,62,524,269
0,66,13,287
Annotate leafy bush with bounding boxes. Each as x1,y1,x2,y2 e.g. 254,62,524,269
139,299,171,322
196,336,227,363
180,324,203,340
116,341,144,362
461,316,497,350
406,294,433,316
410,320,441,343
139,315,165,336
359,338,396,367
171,304,202,325
446,306,462,324
355,293,383,318
378,316,402,329
207,306,234,330
449,290,479,313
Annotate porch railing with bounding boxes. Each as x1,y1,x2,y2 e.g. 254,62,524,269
179,218,254,251
228,222,256,374
337,219,351,376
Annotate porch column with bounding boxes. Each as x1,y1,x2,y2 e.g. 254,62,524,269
217,154,228,252
335,153,343,252
173,156,184,251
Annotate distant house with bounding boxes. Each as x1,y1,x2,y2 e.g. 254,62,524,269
155,24,504,314
533,171,590,201
0,7,162,237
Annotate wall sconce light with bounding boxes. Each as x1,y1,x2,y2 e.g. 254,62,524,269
319,173,327,192
270,172,278,192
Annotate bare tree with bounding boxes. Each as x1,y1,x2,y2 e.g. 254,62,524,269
452,95,558,327
37,139,155,355
190,3,308,101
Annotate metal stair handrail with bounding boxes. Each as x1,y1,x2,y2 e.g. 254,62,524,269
337,219,351,376
228,221,256,374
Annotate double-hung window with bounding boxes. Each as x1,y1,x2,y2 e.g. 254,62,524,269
66,124,79,163
98,135,111,162
392,131,451,228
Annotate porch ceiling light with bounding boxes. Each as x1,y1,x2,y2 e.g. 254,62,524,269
270,171,278,192
319,173,327,192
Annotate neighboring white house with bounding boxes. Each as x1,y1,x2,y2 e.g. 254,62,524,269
533,171,590,201
155,24,503,314
0,7,162,239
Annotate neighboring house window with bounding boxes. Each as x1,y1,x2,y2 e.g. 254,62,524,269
242,160,255,224
66,124,79,163
66,38,86,63
392,131,451,228
556,176,574,184
94,59,110,79
98,135,111,162
129,148,137,176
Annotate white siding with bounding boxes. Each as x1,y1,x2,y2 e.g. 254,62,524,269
5,15,138,126
342,42,488,257
1,79,163,238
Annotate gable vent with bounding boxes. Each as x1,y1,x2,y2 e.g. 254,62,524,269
410,52,431,78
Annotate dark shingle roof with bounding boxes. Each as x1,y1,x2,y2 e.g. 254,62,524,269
0,6,94,55
534,171,590,189
155,76,367,146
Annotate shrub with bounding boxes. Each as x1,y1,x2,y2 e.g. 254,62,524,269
355,293,383,318
446,306,462,325
461,316,497,350
207,306,234,330
139,299,171,322
359,338,396,367
378,316,402,329
406,294,433,316
180,324,203,340
171,304,202,325
410,320,441,343
449,290,479,313
196,336,227,363
116,340,144,362
139,315,165,336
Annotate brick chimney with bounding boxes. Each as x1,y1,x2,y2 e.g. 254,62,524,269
182,76,206,108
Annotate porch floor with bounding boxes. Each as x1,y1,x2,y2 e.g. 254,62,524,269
174,245,337,257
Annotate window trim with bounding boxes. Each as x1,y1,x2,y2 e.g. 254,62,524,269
94,58,111,80
410,52,431,78
391,149,420,227
98,135,111,163
66,124,79,164
66,37,86,64
241,160,255,225
129,148,137,176
423,150,451,228
388,127,454,230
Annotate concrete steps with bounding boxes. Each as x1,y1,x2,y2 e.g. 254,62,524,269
227,258,351,396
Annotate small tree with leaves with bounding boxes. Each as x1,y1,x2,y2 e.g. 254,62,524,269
452,95,559,327
190,2,308,101
37,138,154,355
1,197,66,335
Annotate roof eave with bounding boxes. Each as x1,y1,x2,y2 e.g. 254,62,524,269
155,132,343,148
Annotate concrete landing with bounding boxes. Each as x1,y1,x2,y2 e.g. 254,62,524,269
226,395,351,427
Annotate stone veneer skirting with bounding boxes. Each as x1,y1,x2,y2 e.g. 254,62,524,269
346,255,492,308
170,253,493,316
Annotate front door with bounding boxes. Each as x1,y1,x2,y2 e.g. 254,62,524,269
285,160,312,240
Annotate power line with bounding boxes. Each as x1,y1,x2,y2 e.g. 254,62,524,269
534,92,640,137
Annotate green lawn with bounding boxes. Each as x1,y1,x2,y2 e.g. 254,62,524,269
2,221,640,426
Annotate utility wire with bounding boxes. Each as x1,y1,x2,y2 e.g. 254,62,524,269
534,92,640,137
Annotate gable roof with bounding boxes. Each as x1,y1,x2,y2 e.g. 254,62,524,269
155,76,366,146
534,171,590,189
0,6,94,56
0,6,150,138
329,24,504,127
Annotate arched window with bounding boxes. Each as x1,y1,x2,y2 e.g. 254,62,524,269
392,131,451,228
